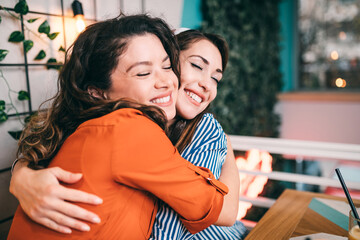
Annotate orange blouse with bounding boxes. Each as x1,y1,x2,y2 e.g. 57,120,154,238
8,108,228,240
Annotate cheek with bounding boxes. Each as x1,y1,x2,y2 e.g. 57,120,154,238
208,86,217,102
180,66,196,85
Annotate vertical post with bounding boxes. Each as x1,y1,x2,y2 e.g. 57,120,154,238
60,0,67,60
295,156,304,190
20,14,32,113
141,0,145,13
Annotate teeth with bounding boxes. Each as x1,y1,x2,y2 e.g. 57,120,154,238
186,91,202,103
150,95,170,104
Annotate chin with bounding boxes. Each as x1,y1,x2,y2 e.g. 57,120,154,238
166,111,176,121
178,111,198,120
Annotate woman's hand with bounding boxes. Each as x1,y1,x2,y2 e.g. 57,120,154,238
9,164,103,234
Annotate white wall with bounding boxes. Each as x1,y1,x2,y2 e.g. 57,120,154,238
0,0,183,237
275,100,360,145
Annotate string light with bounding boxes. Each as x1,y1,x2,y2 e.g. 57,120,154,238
335,78,346,88
72,0,85,33
330,50,339,60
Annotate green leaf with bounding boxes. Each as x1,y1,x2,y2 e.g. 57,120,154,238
0,49,9,61
58,46,66,52
8,130,23,140
0,100,5,111
18,90,30,101
47,32,59,40
23,40,33,53
24,115,32,123
27,18,39,23
34,50,46,60
38,20,50,34
0,111,8,123
14,0,29,15
46,58,62,70
9,31,25,42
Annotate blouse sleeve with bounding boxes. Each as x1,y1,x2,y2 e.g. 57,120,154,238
110,113,228,234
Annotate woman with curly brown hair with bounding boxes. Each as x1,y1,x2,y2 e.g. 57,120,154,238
7,14,233,239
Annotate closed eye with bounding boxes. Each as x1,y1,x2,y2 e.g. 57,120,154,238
191,63,203,70
137,72,150,77
212,77,220,84
163,66,172,70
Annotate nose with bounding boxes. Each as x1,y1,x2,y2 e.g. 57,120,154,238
198,77,211,91
155,69,175,89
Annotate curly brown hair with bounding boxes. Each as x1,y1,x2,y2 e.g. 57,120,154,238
17,14,180,168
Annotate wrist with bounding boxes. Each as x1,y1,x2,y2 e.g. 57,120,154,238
9,160,30,197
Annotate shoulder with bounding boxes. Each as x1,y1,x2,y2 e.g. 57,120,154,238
78,108,156,129
196,113,226,138
185,113,227,151
200,113,224,131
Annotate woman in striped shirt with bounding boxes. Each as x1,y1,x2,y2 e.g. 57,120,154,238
10,29,248,239
150,30,248,239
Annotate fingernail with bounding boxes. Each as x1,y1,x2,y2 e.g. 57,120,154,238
81,225,90,231
64,228,72,234
92,217,101,223
94,198,103,204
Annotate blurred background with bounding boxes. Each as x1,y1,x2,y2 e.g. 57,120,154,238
0,0,359,238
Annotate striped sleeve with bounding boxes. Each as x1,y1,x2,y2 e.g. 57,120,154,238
181,113,227,179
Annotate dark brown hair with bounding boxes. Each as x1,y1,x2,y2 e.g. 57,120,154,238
171,30,229,153
18,14,180,167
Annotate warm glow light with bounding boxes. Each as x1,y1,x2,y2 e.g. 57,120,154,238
75,15,86,33
330,51,339,60
236,149,273,220
335,78,346,88
339,31,347,40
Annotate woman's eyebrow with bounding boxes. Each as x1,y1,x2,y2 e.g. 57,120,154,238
189,55,209,65
126,61,151,72
126,56,169,72
189,55,223,73
162,56,169,62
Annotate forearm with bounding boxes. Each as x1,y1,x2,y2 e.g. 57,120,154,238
214,137,239,226
9,158,102,233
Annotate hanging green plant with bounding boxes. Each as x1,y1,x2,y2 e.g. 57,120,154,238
14,0,29,15
46,58,62,70
8,131,23,140
0,0,64,140
58,46,65,52
23,40,33,53
17,90,30,100
27,18,39,23
34,50,46,60
38,20,50,35
0,100,5,111
47,32,59,40
8,31,24,42
0,111,8,123
0,49,9,61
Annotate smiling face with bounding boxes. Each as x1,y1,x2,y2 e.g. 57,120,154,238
106,34,178,120
176,39,223,120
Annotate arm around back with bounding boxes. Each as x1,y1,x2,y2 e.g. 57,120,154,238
110,111,228,234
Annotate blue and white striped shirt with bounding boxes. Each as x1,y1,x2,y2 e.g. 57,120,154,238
150,113,247,240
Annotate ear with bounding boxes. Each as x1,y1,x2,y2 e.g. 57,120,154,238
87,86,107,99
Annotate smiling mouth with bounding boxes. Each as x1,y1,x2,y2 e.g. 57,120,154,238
186,90,203,104
150,95,171,104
